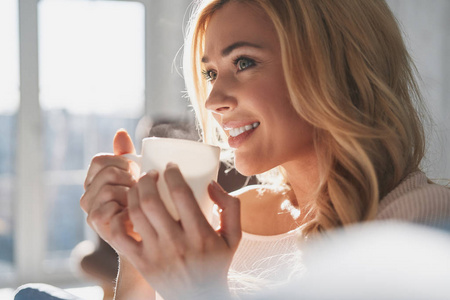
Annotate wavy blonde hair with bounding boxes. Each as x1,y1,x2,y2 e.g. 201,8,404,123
183,0,427,236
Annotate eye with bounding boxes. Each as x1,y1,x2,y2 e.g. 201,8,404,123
235,57,255,71
201,69,217,82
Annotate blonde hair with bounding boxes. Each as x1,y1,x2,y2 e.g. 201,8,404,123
183,0,427,236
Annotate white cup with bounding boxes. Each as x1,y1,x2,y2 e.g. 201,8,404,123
123,137,221,222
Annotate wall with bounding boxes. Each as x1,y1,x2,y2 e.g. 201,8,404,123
387,0,450,179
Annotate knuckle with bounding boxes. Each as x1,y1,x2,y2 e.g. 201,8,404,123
136,173,155,187
140,194,159,211
167,241,187,258
105,167,122,182
171,185,193,199
98,185,116,202
79,194,87,211
128,202,142,218
90,203,114,225
194,232,216,251
85,214,93,227
86,213,97,228
85,155,117,189
88,209,103,225
91,154,110,167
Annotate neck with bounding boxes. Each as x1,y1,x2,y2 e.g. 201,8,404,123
282,153,320,216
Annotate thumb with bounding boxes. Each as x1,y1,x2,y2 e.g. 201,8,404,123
113,129,136,155
208,181,242,251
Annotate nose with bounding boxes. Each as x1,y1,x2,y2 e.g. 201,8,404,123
204,76,237,115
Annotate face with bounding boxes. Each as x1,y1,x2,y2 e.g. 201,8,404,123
203,1,315,176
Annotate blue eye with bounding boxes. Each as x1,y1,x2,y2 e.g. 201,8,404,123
201,69,217,82
235,57,255,71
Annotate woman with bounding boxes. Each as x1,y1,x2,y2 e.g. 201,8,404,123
16,0,450,299
82,0,450,299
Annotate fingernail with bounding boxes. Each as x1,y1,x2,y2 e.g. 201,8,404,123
166,162,178,169
140,170,158,181
147,170,159,178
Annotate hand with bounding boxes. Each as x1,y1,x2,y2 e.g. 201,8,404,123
80,129,139,252
111,163,241,300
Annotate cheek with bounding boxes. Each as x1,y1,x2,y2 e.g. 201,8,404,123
271,108,315,155
284,120,315,159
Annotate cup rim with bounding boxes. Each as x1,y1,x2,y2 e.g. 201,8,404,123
142,136,220,150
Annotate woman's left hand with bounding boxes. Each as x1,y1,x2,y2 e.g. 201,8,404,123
109,163,241,300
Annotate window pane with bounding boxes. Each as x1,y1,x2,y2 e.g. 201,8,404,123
0,0,19,278
38,0,144,263
39,0,145,116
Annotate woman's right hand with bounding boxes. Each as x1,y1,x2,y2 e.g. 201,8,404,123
80,129,138,252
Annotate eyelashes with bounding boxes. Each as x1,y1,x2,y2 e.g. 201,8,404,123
234,56,255,71
202,56,256,82
201,69,217,82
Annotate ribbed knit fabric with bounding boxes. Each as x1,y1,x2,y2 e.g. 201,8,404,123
376,171,450,226
227,171,450,295
228,228,303,294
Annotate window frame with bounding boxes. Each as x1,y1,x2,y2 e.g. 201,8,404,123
6,0,189,288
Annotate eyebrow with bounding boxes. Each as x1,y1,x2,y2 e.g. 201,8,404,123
201,41,263,63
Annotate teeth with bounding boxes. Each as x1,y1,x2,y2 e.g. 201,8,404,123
229,122,260,137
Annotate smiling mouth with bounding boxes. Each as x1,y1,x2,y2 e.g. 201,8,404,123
228,122,260,137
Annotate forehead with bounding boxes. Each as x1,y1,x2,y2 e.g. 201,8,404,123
204,1,277,54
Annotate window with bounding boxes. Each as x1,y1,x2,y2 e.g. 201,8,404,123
0,0,19,282
0,0,146,287
1,0,191,288
38,0,145,269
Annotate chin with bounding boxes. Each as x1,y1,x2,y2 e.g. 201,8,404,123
234,157,269,177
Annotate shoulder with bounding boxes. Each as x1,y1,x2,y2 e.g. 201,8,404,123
376,172,450,226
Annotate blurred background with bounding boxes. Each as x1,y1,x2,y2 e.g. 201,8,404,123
0,0,448,297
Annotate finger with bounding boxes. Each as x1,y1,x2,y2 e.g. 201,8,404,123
81,167,135,212
113,129,136,155
127,185,158,241
136,171,180,236
109,209,142,257
84,154,131,189
87,200,125,240
164,163,210,230
98,184,130,206
208,181,242,251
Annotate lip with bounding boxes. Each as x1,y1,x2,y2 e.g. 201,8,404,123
222,121,259,149
228,128,256,148
222,120,259,131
